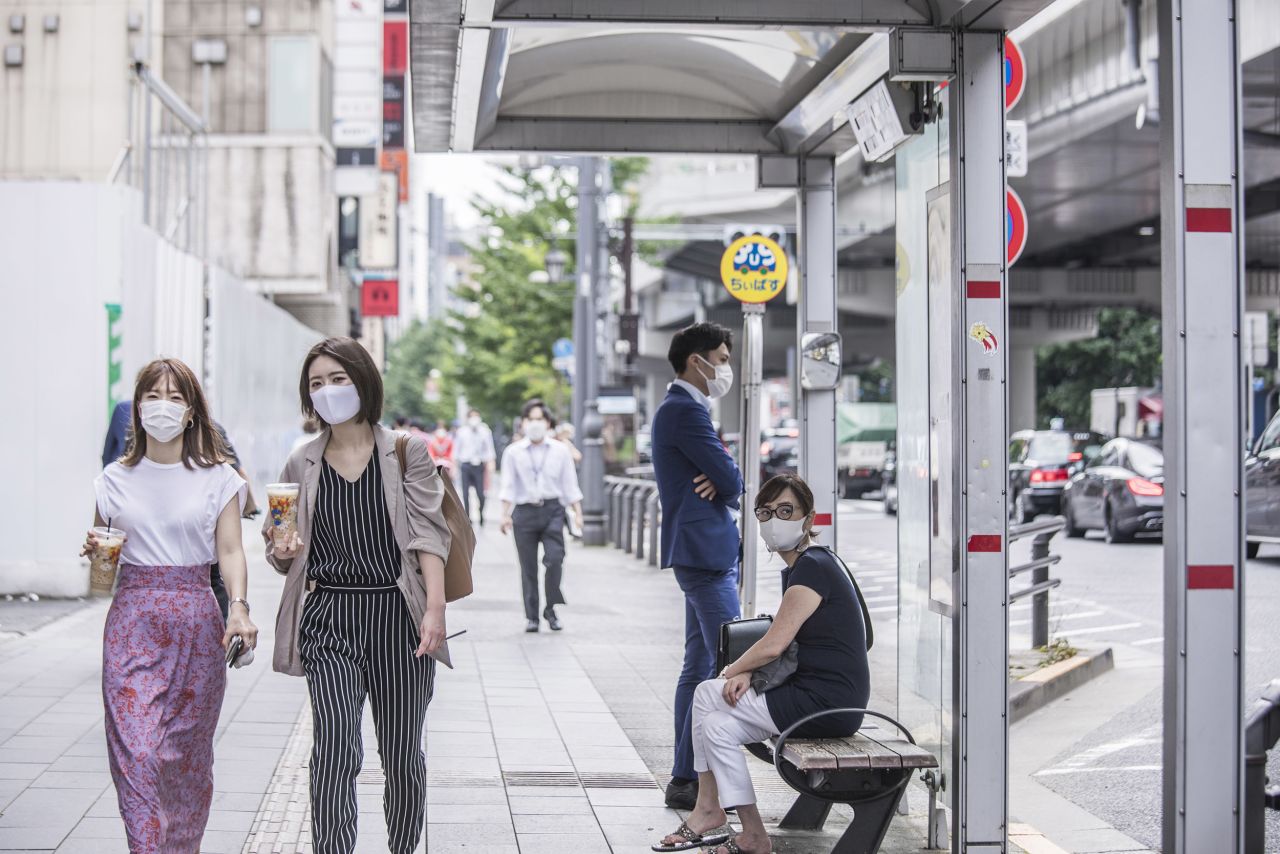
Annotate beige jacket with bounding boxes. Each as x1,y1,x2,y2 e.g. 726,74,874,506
263,424,453,676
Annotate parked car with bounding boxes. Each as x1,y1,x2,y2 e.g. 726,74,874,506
1246,412,1280,558
1060,438,1164,542
760,431,800,482
1008,430,1079,523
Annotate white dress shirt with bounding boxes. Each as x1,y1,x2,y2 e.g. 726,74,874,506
500,438,583,507
671,379,712,411
454,423,496,466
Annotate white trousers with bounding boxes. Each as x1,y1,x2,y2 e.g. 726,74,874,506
691,679,780,808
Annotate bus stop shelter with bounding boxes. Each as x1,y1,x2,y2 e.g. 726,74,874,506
407,2,1248,851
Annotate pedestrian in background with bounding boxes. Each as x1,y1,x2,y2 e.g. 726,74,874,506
650,321,744,810
455,408,496,525
500,399,583,633
88,357,257,853
555,422,584,465
426,419,455,475
266,337,452,854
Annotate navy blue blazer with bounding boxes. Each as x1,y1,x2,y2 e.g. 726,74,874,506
652,385,744,571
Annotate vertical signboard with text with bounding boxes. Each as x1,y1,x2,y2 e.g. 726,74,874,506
333,0,382,197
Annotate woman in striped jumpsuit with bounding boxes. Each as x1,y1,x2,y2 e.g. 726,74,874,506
266,337,452,854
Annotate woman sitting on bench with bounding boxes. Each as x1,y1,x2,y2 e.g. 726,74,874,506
654,474,870,854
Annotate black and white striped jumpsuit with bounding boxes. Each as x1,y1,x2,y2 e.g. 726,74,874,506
298,454,436,854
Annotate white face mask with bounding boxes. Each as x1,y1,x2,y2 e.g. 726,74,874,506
139,400,189,443
525,420,548,442
468,416,481,428
760,517,808,553
695,355,734,400
311,384,362,425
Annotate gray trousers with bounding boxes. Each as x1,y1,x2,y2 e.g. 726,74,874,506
512,501,567,621
460,463,487,521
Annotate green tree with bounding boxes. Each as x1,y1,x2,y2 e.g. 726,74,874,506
446,159,649,424
1035,308,1162,428
383,319,456,425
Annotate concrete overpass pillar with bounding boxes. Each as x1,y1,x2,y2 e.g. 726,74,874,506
1158,1,1245,851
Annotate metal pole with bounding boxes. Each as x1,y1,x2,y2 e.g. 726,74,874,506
157,110,169,236
950,31,1010,852
573,158,595,439
142,76,153,226
1158,1,1246,851
796,157,839,551
1031,533,1050,649
740,304,765,618
577,157,609,546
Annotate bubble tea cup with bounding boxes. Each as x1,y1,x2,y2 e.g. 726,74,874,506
89,527,126,597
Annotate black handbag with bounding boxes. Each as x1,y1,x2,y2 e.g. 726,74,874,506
715,546,876,675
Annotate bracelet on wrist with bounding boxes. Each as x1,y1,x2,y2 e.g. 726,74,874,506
230,597,250,613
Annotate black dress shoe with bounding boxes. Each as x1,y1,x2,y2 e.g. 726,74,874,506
525,620,540,633
664,778,698,810
544,608,563,632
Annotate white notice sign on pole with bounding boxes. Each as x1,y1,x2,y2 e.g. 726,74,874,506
1006,119,1028,178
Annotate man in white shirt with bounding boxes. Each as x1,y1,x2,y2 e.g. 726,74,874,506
454,408,497,525
500,399,584,633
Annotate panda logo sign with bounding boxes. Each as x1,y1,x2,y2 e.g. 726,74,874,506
720,234,789,304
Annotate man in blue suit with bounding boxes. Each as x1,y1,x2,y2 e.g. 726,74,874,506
651,322,744,809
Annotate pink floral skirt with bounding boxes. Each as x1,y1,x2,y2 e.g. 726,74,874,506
102,564,227,854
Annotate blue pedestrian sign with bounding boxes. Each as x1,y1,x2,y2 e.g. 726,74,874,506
552,338,574,359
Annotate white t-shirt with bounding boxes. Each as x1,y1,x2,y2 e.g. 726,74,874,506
94,457,248,567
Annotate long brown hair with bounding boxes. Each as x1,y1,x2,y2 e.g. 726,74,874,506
120,358,226,469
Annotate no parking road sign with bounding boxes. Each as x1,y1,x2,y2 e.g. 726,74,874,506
1005,37,1026,111
1007,187,1028,266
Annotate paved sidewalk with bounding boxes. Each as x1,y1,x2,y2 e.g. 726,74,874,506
0,523,933,853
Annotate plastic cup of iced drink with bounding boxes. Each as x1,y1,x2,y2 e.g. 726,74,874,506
89,527,125,597
267,483,301,541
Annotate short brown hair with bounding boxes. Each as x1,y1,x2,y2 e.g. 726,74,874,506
755,473,816,518
299,337,384,425
121,358,227,470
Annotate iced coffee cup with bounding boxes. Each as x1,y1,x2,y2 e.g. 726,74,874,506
267,483,301,541
89,527,125,597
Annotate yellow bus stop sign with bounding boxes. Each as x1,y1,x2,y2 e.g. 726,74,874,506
720,234,789,304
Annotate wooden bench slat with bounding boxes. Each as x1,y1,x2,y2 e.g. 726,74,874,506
771,732,939,772
854,732,939,769
776,739,844,770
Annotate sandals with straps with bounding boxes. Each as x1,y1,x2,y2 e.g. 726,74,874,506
702,838,773,854
651,821,733,852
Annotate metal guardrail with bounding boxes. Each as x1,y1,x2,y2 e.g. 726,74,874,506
1009,516,1065,649
1245,679,1280,853
603,476,660,566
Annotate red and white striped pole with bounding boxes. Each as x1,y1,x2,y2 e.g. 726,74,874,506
1158,1,1245,851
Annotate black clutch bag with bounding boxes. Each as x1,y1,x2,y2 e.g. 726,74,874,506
716,615,772,672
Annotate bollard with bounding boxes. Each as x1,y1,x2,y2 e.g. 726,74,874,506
609,483,624,545
634,487,650,560
630,487,648,555
648,492,661,567
620,485,635,552
1031,532,1050,649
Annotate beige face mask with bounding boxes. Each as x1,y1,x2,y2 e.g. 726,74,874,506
760,517,807,552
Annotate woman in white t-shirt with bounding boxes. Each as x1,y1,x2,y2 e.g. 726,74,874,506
85,357,259,854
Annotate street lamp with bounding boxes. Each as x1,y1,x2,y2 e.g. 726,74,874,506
544,247,568,283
